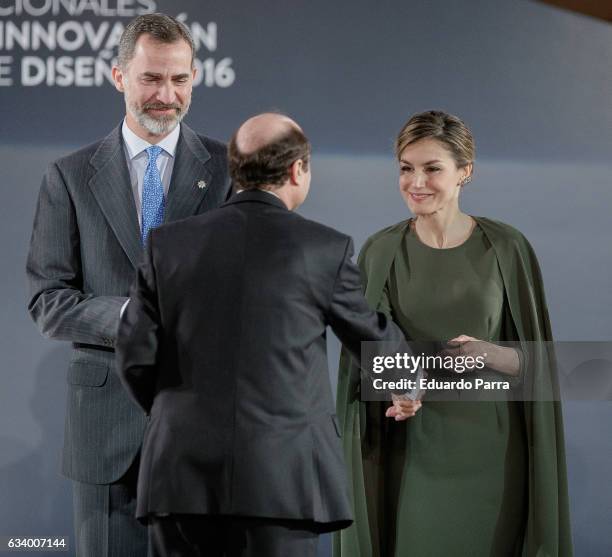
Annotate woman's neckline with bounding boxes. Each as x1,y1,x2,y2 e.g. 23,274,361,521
408,216,478,251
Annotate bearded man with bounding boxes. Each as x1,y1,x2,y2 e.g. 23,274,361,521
26,13,231,557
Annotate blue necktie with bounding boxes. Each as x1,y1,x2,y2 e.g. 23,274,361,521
141,145,165,246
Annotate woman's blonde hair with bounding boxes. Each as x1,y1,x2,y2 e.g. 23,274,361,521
395,110,475,169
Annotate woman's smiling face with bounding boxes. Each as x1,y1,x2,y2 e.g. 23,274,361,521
398,138,470,216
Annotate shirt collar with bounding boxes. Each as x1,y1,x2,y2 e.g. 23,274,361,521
236,188,282,200
121,119,181,160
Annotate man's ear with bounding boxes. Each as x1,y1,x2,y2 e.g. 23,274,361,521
289,159,303,186
111,66,125,93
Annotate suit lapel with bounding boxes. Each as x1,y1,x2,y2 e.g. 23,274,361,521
164,123,213,223
88,125,142,269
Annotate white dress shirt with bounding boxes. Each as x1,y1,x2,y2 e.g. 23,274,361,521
119,120,180,318
121,119,180,227
237,188,282,200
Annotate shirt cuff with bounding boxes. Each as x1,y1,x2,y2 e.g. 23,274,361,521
120,299,130,319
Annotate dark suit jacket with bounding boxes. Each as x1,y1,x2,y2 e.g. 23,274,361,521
26,123,231,484
116,190,404,530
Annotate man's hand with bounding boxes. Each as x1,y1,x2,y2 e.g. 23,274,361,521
385,398,422,421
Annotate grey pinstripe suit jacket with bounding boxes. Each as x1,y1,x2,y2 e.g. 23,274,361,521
26,123,231,484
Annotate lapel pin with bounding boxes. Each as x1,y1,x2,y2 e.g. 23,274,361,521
197,180,207,189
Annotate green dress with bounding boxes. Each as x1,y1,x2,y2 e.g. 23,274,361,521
334,217,573,557
380,223,526,556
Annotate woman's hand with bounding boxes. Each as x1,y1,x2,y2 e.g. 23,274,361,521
445,335,520,377
385,398,422,421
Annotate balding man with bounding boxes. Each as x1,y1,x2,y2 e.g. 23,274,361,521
116,113,405,557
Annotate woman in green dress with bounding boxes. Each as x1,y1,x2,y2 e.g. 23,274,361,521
334,111,572,557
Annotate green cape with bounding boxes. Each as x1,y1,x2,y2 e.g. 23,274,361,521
333,217,573,557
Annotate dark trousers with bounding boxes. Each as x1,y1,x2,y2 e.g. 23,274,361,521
149,515,321,557
72,459,148,557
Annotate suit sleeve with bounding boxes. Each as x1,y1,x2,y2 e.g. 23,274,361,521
327,238,405,362
116,235,161,414
26,162,127,347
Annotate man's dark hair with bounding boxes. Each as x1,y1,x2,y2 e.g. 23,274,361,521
228,127,311,191
117,13,195,69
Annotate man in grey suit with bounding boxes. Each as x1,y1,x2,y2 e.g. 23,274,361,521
115,113,408,557
26,13,231,557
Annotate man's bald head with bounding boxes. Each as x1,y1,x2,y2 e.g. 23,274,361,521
235,113,302,155
229,112,310,191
